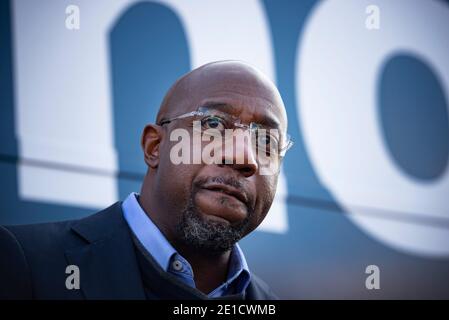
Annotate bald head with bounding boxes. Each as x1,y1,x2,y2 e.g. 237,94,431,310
156,61,287,135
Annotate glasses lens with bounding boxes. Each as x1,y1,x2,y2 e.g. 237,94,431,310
200,115,227,132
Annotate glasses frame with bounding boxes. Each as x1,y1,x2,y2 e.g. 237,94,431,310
159,106,294,157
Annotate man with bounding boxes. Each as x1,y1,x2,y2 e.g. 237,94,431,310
0,61,292,299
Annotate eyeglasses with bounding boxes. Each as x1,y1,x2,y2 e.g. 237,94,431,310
159,106,294,158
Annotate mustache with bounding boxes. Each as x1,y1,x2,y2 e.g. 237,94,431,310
194,175,254,211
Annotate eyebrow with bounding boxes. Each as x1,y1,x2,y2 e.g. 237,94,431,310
202,102,281,129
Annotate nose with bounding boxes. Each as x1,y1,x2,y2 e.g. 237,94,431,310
218,129,258,177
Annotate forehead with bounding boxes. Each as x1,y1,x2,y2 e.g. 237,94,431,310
189,74,286,131
159,62,288,132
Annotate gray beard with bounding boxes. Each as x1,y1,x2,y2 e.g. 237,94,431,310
176,196,252,254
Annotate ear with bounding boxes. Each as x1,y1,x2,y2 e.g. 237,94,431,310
141,124,163,168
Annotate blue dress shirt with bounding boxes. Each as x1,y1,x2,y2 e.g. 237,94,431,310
122,192,251,297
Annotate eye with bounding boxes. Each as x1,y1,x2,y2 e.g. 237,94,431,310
258,134,271,146
201,116,226,131
256,132,278,155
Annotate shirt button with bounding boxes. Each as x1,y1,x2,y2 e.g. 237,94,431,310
172,260,183,271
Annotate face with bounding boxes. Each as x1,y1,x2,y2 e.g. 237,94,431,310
146,63,288,254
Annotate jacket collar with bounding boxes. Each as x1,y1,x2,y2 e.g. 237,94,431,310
65,202,146,299
64,201,271,300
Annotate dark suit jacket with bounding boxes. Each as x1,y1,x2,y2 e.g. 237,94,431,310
0,202,277,300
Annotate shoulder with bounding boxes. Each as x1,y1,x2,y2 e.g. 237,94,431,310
0,218,85,299
0,225,33,298
247,273,279,300
0,202,124,299
2,201,124,252
4,218,84,254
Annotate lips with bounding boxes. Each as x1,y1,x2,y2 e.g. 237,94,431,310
200,183,248,206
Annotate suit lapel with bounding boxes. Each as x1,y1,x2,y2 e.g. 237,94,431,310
65,202,146,300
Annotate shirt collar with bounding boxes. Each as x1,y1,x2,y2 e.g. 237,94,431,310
122,192,251,290
122,192,176,271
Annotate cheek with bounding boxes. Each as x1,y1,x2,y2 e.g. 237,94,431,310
253,176,278,223
158,163,198,198
156,142,202,207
